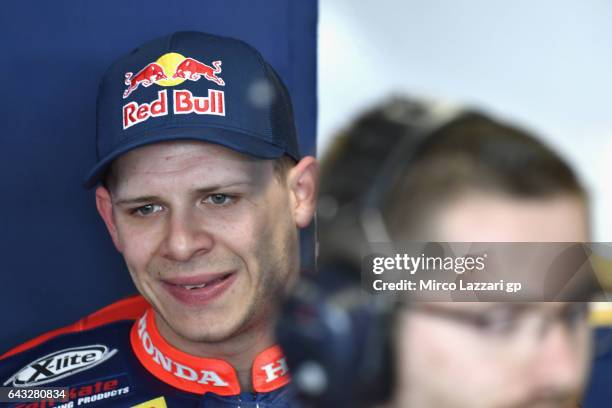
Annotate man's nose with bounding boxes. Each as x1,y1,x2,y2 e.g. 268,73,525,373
160,208,214,262
530,323,588,394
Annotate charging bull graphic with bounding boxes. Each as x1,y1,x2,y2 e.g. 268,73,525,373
173,58,225,86
123,63,168,99
123,54,225,99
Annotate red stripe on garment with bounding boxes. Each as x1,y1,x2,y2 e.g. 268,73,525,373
0,294,149,360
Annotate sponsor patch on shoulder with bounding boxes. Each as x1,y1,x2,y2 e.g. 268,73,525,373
6,374,132,408
131,396,167,408
3,345,117,387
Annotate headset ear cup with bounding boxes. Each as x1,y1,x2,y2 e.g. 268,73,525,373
277,263,397,407
355,299,396,405
276,269,361,407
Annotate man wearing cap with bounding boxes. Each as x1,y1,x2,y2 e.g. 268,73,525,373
0,31,317,407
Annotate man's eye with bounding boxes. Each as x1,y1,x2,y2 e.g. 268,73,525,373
205,194,234,206
472,308,520,335
132,204,163,216
561,303,589,327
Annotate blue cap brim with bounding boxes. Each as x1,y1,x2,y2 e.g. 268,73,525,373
83,126,291,189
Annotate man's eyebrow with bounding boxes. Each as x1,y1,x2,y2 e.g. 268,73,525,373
193,181,251,195
113,182,252,206
113,195,162,206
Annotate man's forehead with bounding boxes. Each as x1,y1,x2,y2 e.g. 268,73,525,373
112,140,264,177
430,191,588,242
105,140,277,198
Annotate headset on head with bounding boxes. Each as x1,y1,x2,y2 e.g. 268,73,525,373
276,97,471,407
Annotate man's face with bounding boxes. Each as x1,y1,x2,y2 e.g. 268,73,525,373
394,192,591,408
95,141,316,347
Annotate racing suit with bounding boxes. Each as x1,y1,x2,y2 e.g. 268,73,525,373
0,295,295,407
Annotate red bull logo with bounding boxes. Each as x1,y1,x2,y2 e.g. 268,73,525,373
122,53,225,99
123,89,225,130
123,62,168,98
173,58,225,86
122,53,226,129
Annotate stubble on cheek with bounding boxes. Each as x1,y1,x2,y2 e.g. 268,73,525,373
244,219,293,326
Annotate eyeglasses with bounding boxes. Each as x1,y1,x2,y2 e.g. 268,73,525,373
409,303,590,340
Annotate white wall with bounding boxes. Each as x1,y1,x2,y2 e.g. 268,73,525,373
318,0,612,241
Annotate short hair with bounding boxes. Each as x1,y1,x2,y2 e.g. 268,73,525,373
273,154,297,181
318,97,587,259
385,109,586,237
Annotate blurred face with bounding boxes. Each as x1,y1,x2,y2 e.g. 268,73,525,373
393,192,591,408
95,141,317,347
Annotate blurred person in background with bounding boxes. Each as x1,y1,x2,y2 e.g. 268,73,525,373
279,97,595,408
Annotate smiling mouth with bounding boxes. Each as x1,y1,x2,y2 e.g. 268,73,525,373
177,273,233,290
160,272,237,305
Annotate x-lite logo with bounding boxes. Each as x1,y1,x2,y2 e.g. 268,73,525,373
4,345,117,386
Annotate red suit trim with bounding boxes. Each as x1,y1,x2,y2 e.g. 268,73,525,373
130,309,290,394
1,295,149,360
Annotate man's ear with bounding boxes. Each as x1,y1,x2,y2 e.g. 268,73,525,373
95,186,123,252
287,156,319,228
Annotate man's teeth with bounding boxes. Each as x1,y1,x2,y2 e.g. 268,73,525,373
180,276,228,290
183,283,207,290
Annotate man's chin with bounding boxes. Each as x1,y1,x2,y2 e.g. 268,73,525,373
164,314,244,344
176,329,238,344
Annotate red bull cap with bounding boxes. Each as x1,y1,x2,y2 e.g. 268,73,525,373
83,31,300,188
